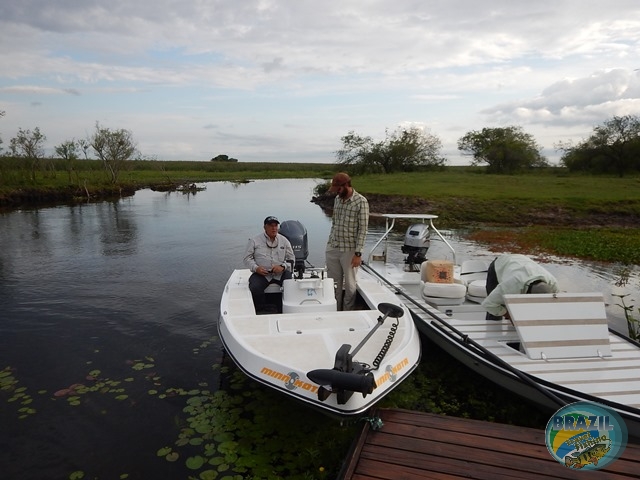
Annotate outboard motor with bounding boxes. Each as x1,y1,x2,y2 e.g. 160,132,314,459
401,223,430,271
279,220,309,277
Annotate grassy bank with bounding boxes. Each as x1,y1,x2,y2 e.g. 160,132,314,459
0,158,335,205
2,159,640,263
320,170,640,265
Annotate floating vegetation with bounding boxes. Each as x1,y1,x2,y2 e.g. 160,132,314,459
3,337,355,480
1,366,38,419
162,365,355,480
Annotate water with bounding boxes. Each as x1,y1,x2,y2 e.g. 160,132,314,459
1,179,638,479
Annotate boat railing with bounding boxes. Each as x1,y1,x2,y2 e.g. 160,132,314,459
366,214,457,265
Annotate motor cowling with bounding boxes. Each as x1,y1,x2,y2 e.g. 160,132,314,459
279,220,309,276
401,223,430,270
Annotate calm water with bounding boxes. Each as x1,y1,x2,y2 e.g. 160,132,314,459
1,179,638,479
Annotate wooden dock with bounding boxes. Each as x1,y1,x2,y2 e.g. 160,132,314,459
339,409,640,479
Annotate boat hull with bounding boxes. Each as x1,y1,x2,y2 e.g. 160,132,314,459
415,314,640,441
218,268,421,416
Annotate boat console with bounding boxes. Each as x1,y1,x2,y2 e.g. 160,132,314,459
282,268,337,313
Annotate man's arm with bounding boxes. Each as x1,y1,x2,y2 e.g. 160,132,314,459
356,197,369,253
242,238,258,272
481,284,508,317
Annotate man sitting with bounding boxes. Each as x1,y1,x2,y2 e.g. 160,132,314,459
243,216,295,314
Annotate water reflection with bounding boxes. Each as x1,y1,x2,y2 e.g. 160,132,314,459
97,201,138,256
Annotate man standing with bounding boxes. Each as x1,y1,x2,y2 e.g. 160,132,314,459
244,216,295,313
482,253,559,320
325,172,369,310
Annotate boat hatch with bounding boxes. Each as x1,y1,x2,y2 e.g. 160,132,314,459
505,292,611,360
276,313,372,333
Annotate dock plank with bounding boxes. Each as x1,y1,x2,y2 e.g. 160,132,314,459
339,409,640,479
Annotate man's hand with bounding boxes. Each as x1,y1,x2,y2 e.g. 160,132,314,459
271,264,285,274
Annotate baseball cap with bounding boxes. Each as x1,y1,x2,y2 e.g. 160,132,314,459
329,172,351,192
264,216,280,225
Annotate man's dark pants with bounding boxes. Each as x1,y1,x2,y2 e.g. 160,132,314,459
485,258,502,320
249,271,292,313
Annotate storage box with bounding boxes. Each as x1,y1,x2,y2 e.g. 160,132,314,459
424,260,454,284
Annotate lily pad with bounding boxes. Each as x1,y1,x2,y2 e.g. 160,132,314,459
186,455,205,470
199,470,218,480
166,452,179,462
156,447,172,457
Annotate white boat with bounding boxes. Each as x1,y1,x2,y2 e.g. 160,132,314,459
218,220,421,416
362,213,640,441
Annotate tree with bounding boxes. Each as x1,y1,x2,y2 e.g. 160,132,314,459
559,115,640,177
55,139,80,182
90,123,137,183
77,138,91,160
9,127,47,182
336,126,446,174
457,126,548,174
211,154,238,162
0,110,5,154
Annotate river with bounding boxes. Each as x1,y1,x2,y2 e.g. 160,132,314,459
1,178,637,479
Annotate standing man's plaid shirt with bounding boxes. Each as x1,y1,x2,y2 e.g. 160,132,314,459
327,190,369,252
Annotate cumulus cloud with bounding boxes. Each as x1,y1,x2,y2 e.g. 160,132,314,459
483,69,640,126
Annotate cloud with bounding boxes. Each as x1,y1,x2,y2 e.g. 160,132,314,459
0,85,79,95
1,1,640,162
483,69,640,126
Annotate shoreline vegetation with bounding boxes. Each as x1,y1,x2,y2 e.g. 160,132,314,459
2,159,640,264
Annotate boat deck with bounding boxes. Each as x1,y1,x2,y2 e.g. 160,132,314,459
403,294,640,410
339,408,640,479
368,263,640,408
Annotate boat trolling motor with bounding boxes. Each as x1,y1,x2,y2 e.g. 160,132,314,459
279,220,310,277
307,303,404,405
401,223,430,272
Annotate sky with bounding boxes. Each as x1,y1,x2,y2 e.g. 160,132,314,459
1,1,640,165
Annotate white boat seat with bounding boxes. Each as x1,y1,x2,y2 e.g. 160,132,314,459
421,280,467,306
265,283,283,294
459,259,490,285
505,292,611,360
466,279,487,304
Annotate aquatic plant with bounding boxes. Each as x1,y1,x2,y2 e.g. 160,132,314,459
613,294,640,341
160,362,356,480
612,267,640,341
0,367,37,419
2,337,354,480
